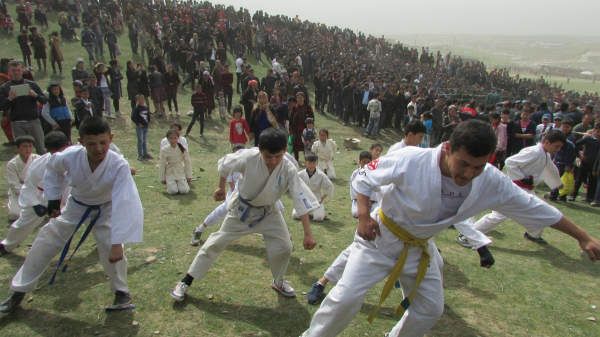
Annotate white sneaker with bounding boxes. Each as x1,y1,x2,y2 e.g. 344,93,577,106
115,111,121,117
176,111,180,117
169,111,173,116
271,279,296,298
105,114,116,119
171,282,189,301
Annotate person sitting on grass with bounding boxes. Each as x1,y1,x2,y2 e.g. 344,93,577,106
159,129,192,195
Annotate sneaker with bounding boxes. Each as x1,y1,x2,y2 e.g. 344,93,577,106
363,132,368,136
190,231,202,246
591,201,600,207
171,282,189,301
137,156,145,161
543,194,557,202
112,291,132,308
176,111,180,117
567,196,576,202
342,122,346,126
0,292,25,313
271,280,296,298
183,133,189,137
169,111,173,116
455,235,475,249
380,129,386,134
115,111,121,117
524,232,548,244
143,154,154,160
306,282,325,305
582,199,592,203
158,113,164,118
0,243,7,257
558,196,567,202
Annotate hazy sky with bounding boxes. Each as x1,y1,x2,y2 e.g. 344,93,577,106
217,0,600,37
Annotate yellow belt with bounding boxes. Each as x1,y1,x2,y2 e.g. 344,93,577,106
368,209,432,323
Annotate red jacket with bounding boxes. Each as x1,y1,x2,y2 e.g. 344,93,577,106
191,91,207,108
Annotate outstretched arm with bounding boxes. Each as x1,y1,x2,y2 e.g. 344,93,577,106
551,215,600,261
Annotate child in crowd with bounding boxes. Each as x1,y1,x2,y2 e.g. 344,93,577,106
535,114,554,143
302,118,317,155
349,151,376,218
312,129,337,179
364,92,381,139
6,136,39,221
229,105,249,146
160,122,189,150
292,154,334,222
171,128,318,302
185,83,207,137
0,132,69,256
73,88,94,129
370,143,383,160
217,91,226,120
419,111,433,148
387,120,427,153
159,130,192,195
131,94,151,161
403,105,418,129
42,82,73,143
0,117,144,314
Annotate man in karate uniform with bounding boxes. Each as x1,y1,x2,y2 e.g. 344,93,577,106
0,117,144,313
303,120,600,337
172,128,319,301
292,154,334,222
0,132,69,256
456,129,566,248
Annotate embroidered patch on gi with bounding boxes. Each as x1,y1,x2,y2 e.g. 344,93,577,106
367,159,379,170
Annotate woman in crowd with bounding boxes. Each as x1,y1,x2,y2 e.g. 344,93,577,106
290,92,314,161
164,64,181,117
93,63,114,118
17,29,32,70
201,70,215,120
107,59,123,117
249,91,279,146
126,60,140,110
48,31,63,76
28,26,46,72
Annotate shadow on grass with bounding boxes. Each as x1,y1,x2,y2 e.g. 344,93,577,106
490,244,600,277
161,188,198,205
0,308,139,336
173,294,313,336
289,217,346,233
429,304,489,337
443,261,497,300
555,200,600,216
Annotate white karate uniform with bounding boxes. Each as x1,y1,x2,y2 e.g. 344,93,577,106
471,143,562,239
292,169,334,221
2,153,52,252
159,144,193,195
312,139,337,179
6,154,39,220
306,145,563,337
10,146,144,294
349,168,378,217
160,136,189,151
387,139,407,154
186,149,319,284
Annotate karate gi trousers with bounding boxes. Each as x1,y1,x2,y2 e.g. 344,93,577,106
166,178,190,195
2,206,46,252
10,197,129,294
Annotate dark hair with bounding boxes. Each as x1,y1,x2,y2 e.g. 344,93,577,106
561,117,574,127
232,143,245,152
560,102,569,112
79,116,111,137
449,119,497,157
258,127,287,153
8,60,21,68
170,122,183,131
359,151,372,161
405,120,427,135
80,88,89,94
305,153,318,162
586,105,594,112
287,97,297,104
370,143,383,151
501,108,510,115
489,112,501,120
372,92,380,98
594,122,600,130
44,131,69,152
70,97,79,102
422,112,432,120
15,135,35,147
233,105,243,115
318,129,329,137
165,129,185,153
543,129,567,145
539,102,548,109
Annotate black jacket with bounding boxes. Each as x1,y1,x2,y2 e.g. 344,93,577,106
84,84,104,115
0,79,47,121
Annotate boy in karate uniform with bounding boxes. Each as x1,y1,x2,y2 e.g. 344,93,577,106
456,129,566,248
0,132,69,256
172,128,319,301
302,120,600,337
0,117,144,313
387,120,427,154
6,136,40,221
350,151,377,218
292,154,334,222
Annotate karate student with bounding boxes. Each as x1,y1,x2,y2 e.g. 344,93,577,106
292,154,334,222
387,120,427,154
0,117,144,314
349,152,376,218
6,136,40,221
0,132,69,256
160,122,189,150
311,129,337,179
159,130,193,195
457,129,566,247
171,127,319,301
302,120,600,337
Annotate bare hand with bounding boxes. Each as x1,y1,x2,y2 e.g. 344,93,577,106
557,184,564,190
187,178,192,184
581,156,587,162
49,209,61,218
130,167,136,175
213,187,226,201
108,244,124,263
357,215,381,241
580,237,600,262
52,124,59,130
565,166,572,173
29,89,37,97
8,89,17,100
161,180,166,185
303,234,317,250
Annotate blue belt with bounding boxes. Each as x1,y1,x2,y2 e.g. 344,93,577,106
237,195,267,228
49,198,102,285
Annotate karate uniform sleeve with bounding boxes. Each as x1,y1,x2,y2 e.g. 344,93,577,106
540,158,562,190
44,153,69,200
490,171,562,232
311,142,318,153
218,151,247,179
288,171,321,217
353,155,400,197
504,149,530,181
110,162,144,244
159,147,167,182
331,140,338,154
183,150,193,179
6,159,22,194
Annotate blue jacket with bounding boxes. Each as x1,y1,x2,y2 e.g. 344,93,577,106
554,133,576,167
50,105,71,121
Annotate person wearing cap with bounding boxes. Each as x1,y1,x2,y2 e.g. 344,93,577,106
240,79,258,121
535,114,554,143
242,68,260,94
71,58,89,86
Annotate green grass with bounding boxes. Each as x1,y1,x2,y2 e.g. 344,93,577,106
0,9,599,337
